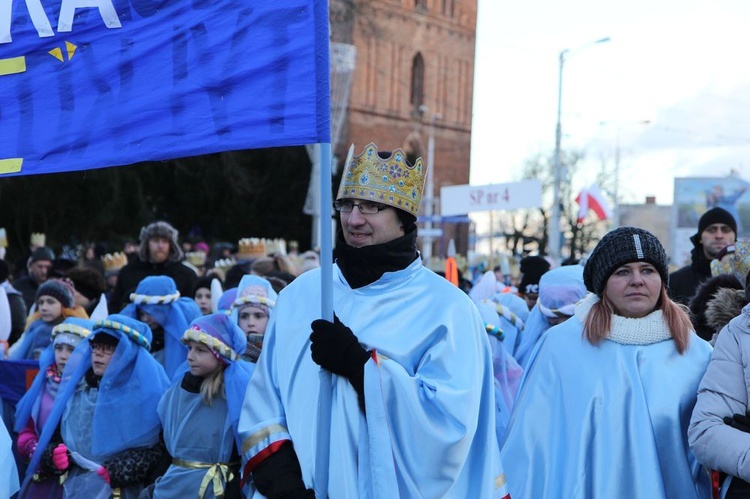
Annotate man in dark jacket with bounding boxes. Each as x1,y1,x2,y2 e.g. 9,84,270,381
108,221,197,312
12,246,54,313
669,207,737,305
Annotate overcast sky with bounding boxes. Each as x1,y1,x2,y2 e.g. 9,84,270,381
470,0,750,206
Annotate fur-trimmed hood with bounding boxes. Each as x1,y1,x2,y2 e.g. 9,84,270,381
706,287,748,333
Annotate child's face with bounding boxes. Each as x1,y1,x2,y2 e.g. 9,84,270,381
186,341,221,378
194,288,212,315
54,343,75,371
37,296,63,323
90,342,115,376
138,310,159,329
238,305,269,336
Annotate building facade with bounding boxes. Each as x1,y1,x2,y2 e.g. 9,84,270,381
331,0,478,257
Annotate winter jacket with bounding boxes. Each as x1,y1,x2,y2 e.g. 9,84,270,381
670,246,713,305
689,306,750,494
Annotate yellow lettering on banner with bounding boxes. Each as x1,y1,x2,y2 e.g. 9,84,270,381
0,56,26,76
66,41,77,60
49,47,64,62
0,159,23,174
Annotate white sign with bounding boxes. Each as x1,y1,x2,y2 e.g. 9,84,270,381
440,180,543,216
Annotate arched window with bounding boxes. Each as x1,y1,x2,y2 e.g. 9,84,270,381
410,53,424,110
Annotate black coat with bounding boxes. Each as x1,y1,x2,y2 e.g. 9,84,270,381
668,247,712,305
108,258,197,313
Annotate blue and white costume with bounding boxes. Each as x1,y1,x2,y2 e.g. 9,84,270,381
238,259,508,498
501,294,712,498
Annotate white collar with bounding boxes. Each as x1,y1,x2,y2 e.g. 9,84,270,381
575,294,671,346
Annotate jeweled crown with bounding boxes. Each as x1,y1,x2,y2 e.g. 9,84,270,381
336,143,425,216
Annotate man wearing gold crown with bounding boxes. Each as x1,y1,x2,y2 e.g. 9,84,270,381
238,143,509,498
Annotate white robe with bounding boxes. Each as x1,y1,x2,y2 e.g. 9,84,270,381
238,258,509,498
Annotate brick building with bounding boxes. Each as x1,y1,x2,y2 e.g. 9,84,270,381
331,0,478,257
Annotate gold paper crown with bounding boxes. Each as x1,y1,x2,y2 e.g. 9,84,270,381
30,232,46,247
0,228,7,248
186,251,207,267
237,238,267,260
101,252,128,273
336,143,425,216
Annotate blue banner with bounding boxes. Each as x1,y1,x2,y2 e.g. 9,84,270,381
0,0,330,176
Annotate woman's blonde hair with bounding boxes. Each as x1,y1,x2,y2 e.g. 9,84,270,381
584,286,692,354
200,364,226,405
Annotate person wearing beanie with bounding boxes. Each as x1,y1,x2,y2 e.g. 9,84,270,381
238,143,508,498
8,278,89,361
690,240,750,497
517,255,551,309
669,207,737,305
16,314,170,498
502,226,712,498
13,317,94,497
13,246,55,313
108,220,198,312
150,313,253,498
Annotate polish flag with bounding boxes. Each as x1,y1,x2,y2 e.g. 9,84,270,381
576,184,613,224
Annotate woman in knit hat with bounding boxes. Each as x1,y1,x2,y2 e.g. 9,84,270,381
8,278,88,360
14,317,94,498
501,226,712,498
231,275,277,363
148,313,253,498
21,314,170,498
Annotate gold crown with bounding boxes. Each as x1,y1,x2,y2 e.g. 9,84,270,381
237,238,267,260
0,228,6,248
336,143,425,216
186,251,207,267
101,252,128,273
266,238,287,256
30,232,45,247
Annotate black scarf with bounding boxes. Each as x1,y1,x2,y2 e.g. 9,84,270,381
334,226,419,289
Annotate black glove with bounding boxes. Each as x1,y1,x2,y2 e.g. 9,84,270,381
724,411,750,433
310,315,370,379
253,441,315,499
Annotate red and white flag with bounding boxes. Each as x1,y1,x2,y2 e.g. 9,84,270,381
575,184,613,224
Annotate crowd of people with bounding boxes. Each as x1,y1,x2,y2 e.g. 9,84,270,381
1,142,750,498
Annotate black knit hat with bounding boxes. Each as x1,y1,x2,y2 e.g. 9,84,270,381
519,256,551,295
36,278,75,308
690,207,737,245
583,226,669,296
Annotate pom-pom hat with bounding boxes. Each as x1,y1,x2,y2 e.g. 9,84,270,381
583,226,669,297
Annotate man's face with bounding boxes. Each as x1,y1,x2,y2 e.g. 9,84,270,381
339,199,405,248
701,223,735,259
148,236,171,264
28,259,51,284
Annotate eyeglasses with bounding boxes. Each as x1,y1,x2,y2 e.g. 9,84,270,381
333,199,389,214
90,343,116,355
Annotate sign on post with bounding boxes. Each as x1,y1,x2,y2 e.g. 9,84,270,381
440,180,543,216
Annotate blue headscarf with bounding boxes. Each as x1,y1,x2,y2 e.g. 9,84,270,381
231,275,277,324
14,317,94,434
120,275,202,378
181,313,253,446
20,314,169,492
217,287,238,315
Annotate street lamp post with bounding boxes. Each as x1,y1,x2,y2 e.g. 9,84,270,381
550,36,610,265
419,105,441,261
